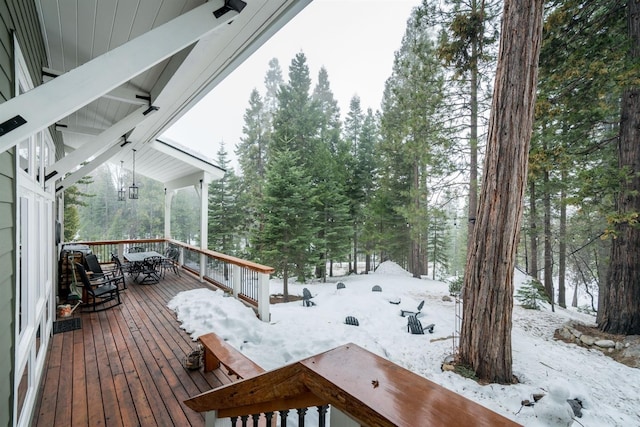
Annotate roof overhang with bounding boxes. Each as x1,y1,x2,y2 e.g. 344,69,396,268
0,0,312,191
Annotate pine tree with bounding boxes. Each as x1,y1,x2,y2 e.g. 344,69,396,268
599,0,640,334
256,149,318,300
377,6,451,277
312,67,351,280
437,0,500,246
209,142,242,254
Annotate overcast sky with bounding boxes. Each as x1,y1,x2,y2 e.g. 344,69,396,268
162,0,422,166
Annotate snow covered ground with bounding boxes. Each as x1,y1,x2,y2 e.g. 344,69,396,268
168,262,640,426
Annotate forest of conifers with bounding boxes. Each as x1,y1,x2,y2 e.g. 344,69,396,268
70,1,636,321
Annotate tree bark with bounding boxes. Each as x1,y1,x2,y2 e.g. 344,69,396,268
598,0,640,335
558,173,567,308
459,0,544,383
529,180,539,279
543,167,554,310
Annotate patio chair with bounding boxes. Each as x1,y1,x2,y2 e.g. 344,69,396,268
160,247,180,278
138,256,162,285
400,300,425,317
128,246,145,253
86,253,126,290
111,253,137,284
406,315,434,334
302,288,315,307
75,263,121,312
345,316,359,326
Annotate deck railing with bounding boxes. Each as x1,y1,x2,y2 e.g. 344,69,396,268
62,238,274,321
185,337,522,427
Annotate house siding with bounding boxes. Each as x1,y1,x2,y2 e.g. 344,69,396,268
0,1,49,426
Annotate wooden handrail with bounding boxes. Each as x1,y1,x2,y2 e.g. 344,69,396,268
66,238,275,275
166,239,275,274
185,340,521,426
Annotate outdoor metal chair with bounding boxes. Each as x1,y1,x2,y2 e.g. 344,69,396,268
86,253,126,290
160,247,180,278
138,256,162,284
128,246,146,253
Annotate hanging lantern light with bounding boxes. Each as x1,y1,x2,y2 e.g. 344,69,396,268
129,149,139,199
118,160,126,201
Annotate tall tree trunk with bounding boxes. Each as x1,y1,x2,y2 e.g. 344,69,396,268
598,0,640,335
529,180,539,279
543,168,554,310
353,232,358,274
558,173,567,308
365,252,371,274
468,35,479,245
459,0,544,383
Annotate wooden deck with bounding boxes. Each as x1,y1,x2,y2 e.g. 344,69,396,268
33,270,235,427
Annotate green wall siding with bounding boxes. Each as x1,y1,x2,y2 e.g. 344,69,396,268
0,1,49,426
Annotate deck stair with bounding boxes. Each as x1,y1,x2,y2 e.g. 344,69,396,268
186,335,521,427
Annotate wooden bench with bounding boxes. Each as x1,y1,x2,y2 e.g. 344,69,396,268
198,332,265,379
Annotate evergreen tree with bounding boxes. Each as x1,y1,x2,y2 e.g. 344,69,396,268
236,89,268,249
255,149,318,299
436,0,500,246
268,52,324,280
312,67,351,280
377,6,452,277
209,142,242,254
599,0,640,334
343,96,365,273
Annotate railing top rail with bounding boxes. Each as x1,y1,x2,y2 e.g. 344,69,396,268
166,239,275,275
65,239,275,275
185,341,521,426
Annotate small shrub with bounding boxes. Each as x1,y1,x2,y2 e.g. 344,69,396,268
453,363,478,381
448,276,464,296
577,305,596,316
515,279,549,310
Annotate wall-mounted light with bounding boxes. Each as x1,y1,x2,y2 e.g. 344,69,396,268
213,0,246,18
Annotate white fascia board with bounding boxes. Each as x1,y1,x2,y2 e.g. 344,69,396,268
0,1,239,154
150,139,224,179
164,171,209,192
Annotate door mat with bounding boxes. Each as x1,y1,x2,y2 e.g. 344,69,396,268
53,317,82,334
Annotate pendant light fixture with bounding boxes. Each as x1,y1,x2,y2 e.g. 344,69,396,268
117,160,126,201
129,149,138,199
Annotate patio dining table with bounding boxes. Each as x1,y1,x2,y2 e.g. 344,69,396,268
123,251,165,284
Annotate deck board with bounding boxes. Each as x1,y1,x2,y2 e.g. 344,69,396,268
33,270,231,427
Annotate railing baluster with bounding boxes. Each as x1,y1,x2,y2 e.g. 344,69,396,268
318,405,329,427
265,412,274,424
240,414,248,427
279,409,289,425
230,416,238,427
297,407,307,426
251,414,260,426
